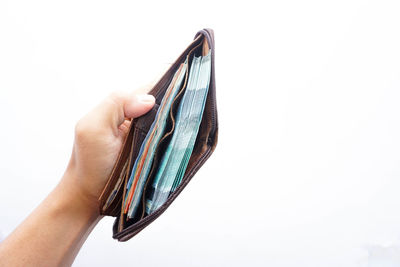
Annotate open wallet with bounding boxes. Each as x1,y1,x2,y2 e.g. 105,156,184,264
98,28,218,241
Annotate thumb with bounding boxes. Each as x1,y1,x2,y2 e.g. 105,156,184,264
89,91,155,133
124,93,156,119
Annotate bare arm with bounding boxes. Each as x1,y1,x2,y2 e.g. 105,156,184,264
0,91,155,267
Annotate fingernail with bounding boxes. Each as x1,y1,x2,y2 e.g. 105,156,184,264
137,94,155,103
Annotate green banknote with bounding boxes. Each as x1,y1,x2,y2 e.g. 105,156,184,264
145,51,212,214
124,61,188,219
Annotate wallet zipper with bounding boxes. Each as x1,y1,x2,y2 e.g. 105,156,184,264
197,29,218,142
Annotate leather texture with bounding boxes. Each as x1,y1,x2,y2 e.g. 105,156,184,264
98,28,218,241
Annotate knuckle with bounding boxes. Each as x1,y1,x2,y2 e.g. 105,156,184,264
74,118,93,141
74,119,86,138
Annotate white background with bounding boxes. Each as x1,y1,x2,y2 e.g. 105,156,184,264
1,0,400,266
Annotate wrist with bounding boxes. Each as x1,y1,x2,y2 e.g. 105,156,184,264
54,169,102,223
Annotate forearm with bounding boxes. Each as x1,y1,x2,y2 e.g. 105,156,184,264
0,170,101,267
0,91,154,266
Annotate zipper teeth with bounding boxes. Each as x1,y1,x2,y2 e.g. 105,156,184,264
200,29,218,139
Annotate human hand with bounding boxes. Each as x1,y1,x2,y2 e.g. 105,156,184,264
63,90,155,213
0,89,155,266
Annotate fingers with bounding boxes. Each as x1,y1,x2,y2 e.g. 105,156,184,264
76,90,155,139
118,119,131,136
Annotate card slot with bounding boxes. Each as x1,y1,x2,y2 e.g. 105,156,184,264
101,159,128,215
108,191,123,216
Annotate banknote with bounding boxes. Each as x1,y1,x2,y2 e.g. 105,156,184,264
123,50,212,219
124,61,188,218
145,51,212,214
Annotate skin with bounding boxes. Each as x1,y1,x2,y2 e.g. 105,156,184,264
0,90,156,267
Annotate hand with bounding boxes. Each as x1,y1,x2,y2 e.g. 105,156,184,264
64,90,155,212
0,89,155,267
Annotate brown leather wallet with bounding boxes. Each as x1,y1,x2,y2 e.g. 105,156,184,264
98,28,218,241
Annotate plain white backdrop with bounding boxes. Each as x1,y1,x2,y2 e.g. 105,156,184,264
1,0,400,266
